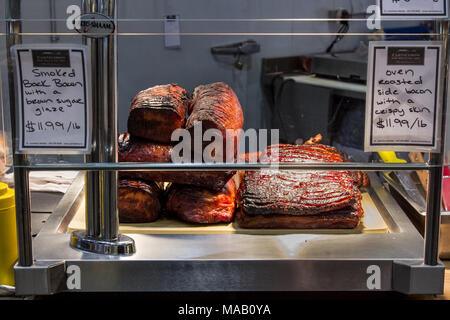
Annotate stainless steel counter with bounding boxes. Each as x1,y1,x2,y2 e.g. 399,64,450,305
14,172,445,295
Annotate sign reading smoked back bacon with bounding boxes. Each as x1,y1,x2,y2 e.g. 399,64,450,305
12,44,91,153
364,41,443,152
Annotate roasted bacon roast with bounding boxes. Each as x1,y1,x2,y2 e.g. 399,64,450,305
235,203,363,229
118,179,162,223
127,84,189,143
186,82,244,162
166,179,236,224
118,133,235,191
236,144,367,229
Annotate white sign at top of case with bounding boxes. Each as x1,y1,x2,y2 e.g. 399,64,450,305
378,0,448,19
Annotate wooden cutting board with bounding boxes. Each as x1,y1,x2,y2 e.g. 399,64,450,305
67,192,388,235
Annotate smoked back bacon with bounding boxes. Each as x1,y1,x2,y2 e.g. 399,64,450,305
128,84,189,143
118,179,162,223
166,179,236,224
236,144,365,229
186,82,244,162
118,133,235,191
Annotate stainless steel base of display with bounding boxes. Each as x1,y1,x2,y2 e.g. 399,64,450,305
14,173,445,295
70,231,136,255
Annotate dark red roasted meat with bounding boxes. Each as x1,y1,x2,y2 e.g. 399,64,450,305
118,179,162,223
166,179,236,224
118,133,235,191
186,82,244,162
128,84,189,143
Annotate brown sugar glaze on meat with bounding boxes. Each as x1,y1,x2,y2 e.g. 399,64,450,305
166,179,236,224
128,84,189,144
118,133,235,191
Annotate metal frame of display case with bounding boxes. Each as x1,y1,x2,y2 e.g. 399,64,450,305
4,0,448,295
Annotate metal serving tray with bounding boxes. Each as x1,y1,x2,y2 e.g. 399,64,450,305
14,172,444,295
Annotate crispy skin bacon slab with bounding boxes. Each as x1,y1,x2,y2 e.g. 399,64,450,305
236,203,363,229
302,134,369,188
166,179,236,224
128,84,189,143
118,133,235,191
237,144,366,229
118,179,162,223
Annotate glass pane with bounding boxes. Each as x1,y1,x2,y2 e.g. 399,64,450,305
0,0,444,169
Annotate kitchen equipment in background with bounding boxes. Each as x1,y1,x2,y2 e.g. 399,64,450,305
310,52,367,82
262,52,367,156
211,40,260,70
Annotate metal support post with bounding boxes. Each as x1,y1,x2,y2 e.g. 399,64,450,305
71,0,135,255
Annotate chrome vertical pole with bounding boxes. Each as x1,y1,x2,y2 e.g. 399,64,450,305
424,20,449,266
82,0,101,239
71,0,134,254
6,0,33,267
100,0,119,241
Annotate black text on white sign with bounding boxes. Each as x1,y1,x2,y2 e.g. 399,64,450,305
13,45,91,153
365,41,443,152
379,0,448,18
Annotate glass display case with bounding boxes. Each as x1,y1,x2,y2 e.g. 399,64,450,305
0,0,448,295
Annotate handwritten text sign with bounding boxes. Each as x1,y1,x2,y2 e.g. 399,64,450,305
378,0,448,18
365,41,443,152
13,45,91,153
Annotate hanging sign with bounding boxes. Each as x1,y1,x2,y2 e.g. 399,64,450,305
365,41,443,152
378,0,448,19
12,44,91,153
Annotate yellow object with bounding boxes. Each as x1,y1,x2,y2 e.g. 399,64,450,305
0,182,17,286
378,151,407,164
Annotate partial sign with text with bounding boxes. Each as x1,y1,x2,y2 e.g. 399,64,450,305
378,0,448,19
12,44,91,153
365,41,443,152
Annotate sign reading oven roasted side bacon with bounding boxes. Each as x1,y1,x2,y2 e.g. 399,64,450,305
365,41,443,152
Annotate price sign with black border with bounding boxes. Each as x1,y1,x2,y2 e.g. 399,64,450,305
378,0,448,19
12,44,91,153
365,41,443,152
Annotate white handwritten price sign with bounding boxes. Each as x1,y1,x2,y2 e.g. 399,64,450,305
365,41,443,152
378,0,448,18
12,44,91,153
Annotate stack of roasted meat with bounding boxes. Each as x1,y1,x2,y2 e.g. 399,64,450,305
118,82,368,229
118,82,243,224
